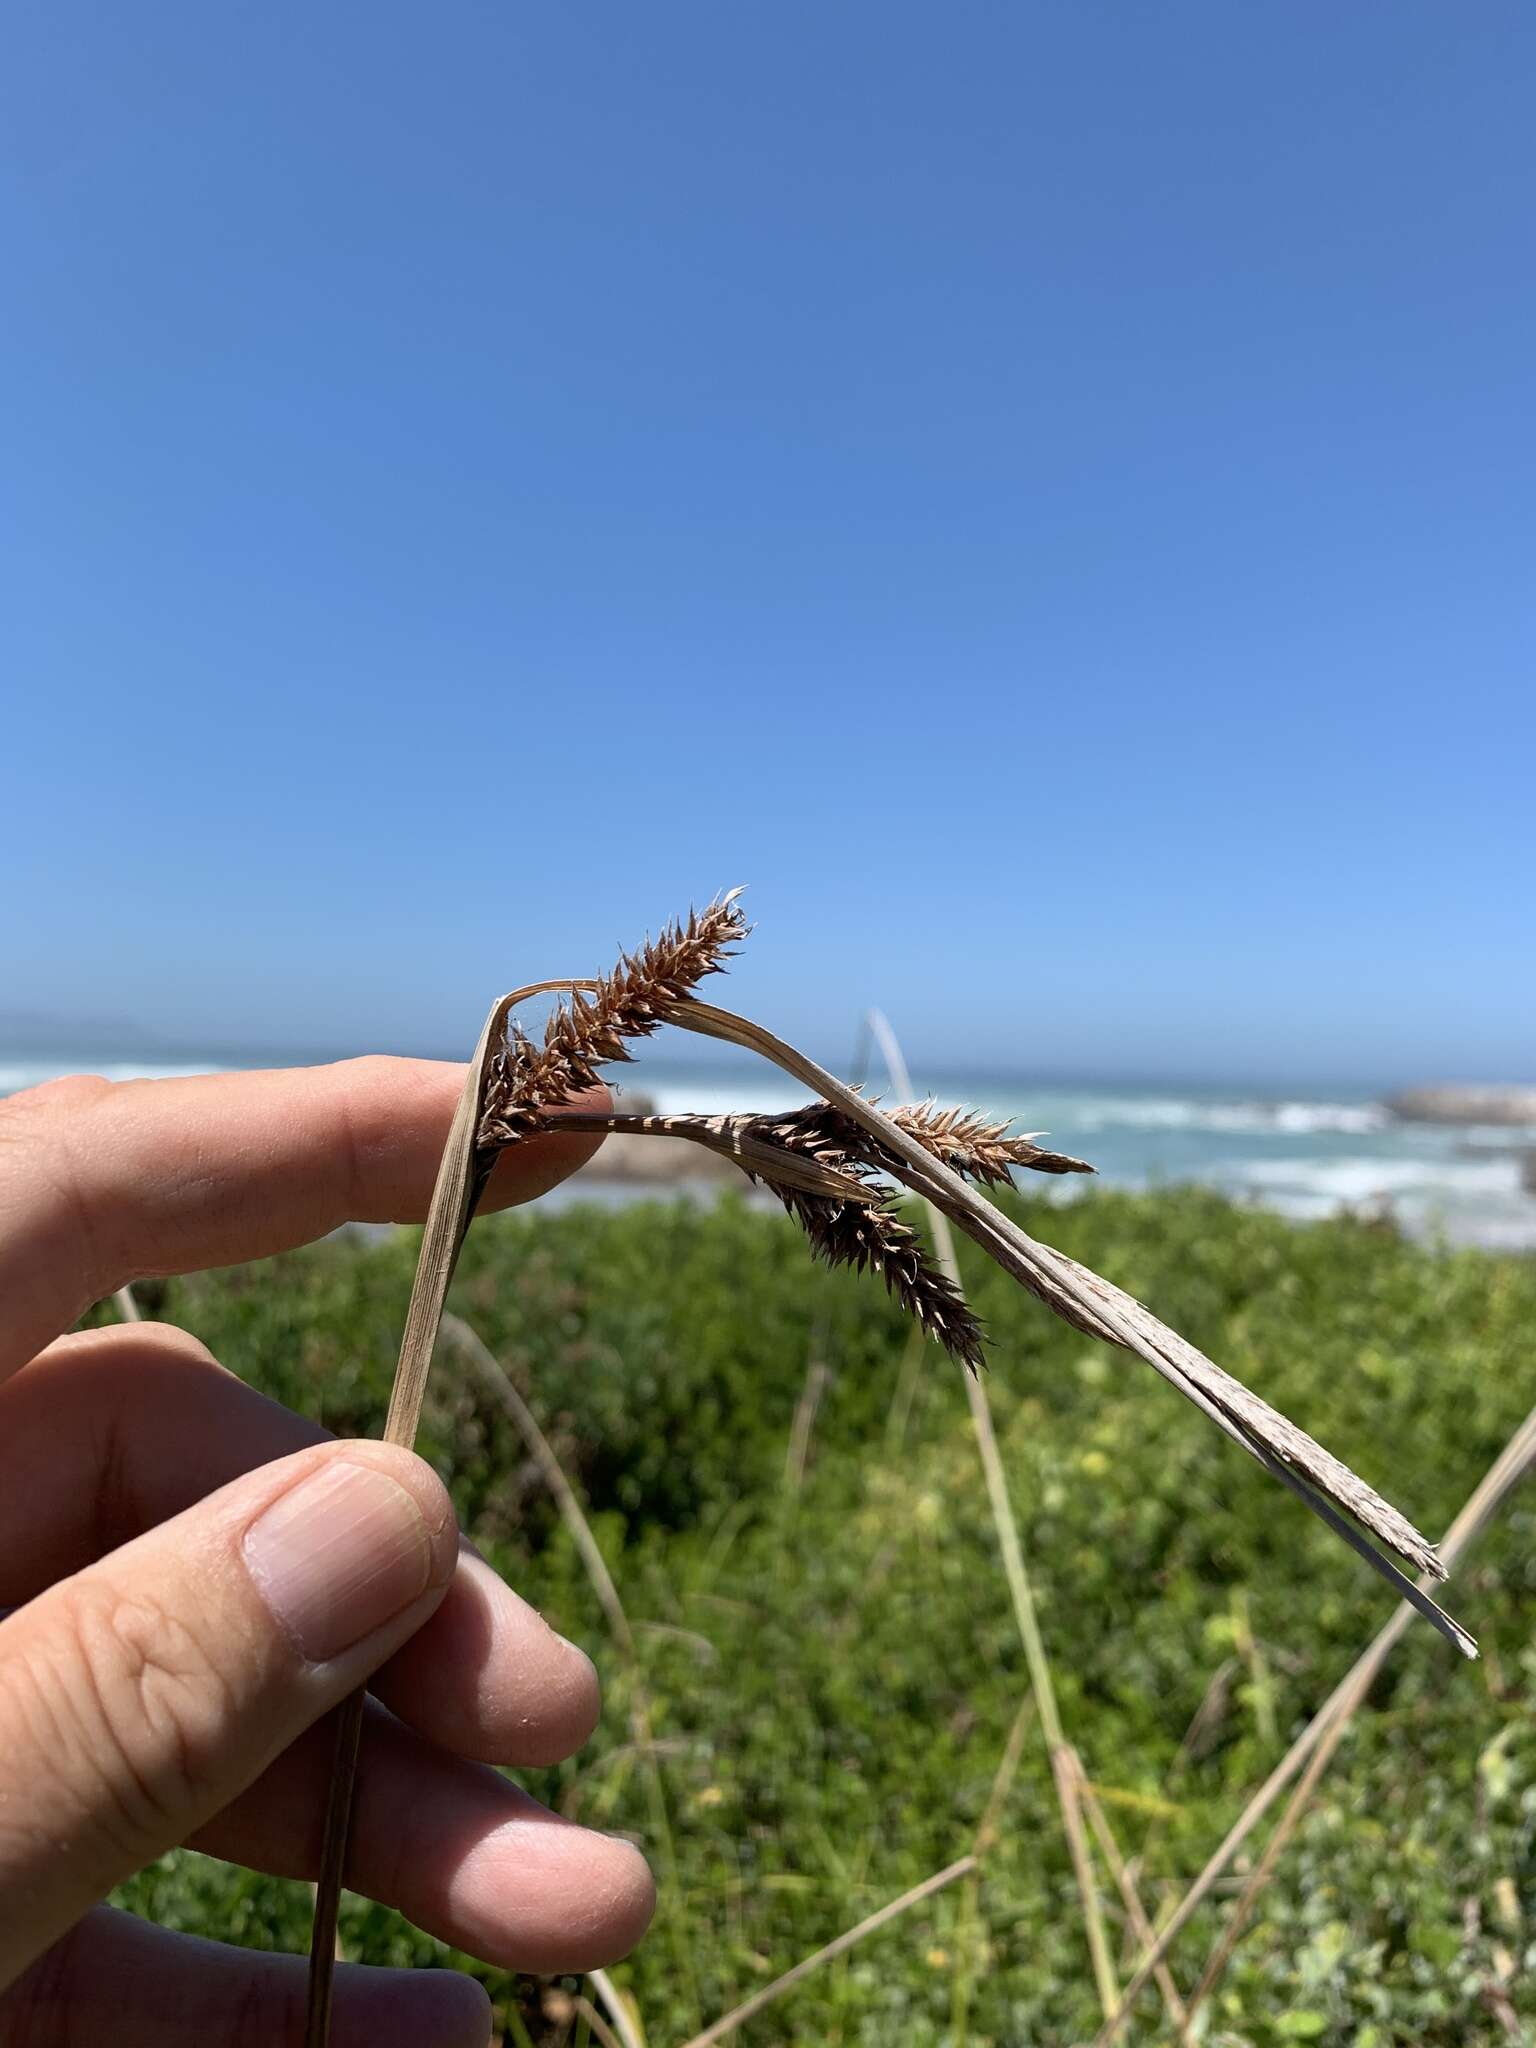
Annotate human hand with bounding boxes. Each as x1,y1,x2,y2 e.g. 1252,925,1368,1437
0,1058,654,2045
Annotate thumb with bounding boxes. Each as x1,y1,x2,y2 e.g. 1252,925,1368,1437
0,1440,457,1987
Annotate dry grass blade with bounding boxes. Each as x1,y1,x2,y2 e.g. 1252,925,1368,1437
1092,1400,1536,2044
306,978,592,2048
586,1970,646,2048
441,1313,634,1655
784,1357,830,1495
664,998,1472,1657
678,1856,977,2048
1180,1400,1536,2028
479,891,748,1145
952,1694,1040,2039
971,1694,1038,1860
1074,1758,1194,2042
741,1043,1446,1584
856,1015,1120,2020
568,1995,630,2048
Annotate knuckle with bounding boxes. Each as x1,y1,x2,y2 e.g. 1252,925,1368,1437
42,1577,234,1865
48,1321,219,1375
116,1321,218,1371
0,1074,118,1294
2,1071,113,1115
0,1075,112,1184
338,1052,398,1084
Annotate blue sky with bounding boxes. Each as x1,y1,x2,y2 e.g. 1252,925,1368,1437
3,3,1532,1083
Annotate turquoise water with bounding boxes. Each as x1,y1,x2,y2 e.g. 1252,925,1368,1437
641,1068,1536,1251
4,1051,1532,1251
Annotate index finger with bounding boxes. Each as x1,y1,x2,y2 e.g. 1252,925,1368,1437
0,1056,606,1381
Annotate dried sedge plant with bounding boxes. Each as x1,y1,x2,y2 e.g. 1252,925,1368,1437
302,887,1475,2048
479,893,748,1144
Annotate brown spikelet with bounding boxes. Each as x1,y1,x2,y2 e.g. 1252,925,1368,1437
479,890,748,1145
755,1099,1094,1189
888,1102,1095,1183
774,1184,986,1372
740,1105,987,1369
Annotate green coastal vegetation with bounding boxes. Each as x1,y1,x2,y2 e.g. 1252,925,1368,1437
103,1187,1536,2044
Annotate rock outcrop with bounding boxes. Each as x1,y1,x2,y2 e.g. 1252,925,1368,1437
1384,1085,1536,1127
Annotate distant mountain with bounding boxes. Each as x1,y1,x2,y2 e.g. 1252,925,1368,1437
0,1008,168,1056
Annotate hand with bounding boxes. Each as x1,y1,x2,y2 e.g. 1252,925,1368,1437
0,1058,654,2045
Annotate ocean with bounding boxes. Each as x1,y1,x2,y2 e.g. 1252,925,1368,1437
3,1050,1532,1253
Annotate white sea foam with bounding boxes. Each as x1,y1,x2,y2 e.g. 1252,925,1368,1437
1229,1155,1522,1203
1026,1094,1387,1137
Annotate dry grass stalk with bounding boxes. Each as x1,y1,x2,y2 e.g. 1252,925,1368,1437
783,1356,831,1495
586,1970,646,2048
677,1856,977,2048
570,1992,631,2048
883,1323,930,1450
856,1013,1121,2019
1093,1399,1536,2044
951,1693,1038,2042
1180,1399,1536,2029
1074,1757,1194,2042
306,976,616,2046
441,1314,634,1656
972,1694,1038,1861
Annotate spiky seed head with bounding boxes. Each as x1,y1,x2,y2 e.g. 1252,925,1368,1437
887,1103,1095,1183
479,890,749,1146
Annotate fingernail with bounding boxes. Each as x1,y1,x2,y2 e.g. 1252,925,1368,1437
243,1457,436,1662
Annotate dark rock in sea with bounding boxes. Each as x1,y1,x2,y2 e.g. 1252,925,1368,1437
1384,1085,1536,1127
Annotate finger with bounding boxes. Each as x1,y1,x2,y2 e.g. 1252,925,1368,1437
0,1437,459,1984
0,1613,653,1972
1,1325,600,1766
3,1906,493,2047
190,1695,655,1974
0,1055,608,1379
